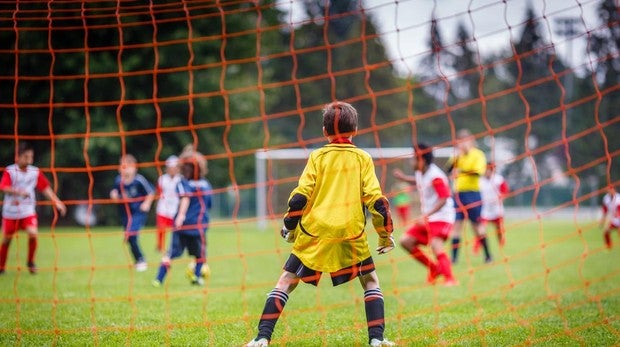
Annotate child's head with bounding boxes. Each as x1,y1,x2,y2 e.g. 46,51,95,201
16,142,34,169
485,161,496,178
413,143,433,171
179,150,207,179
322,101,358,138
165,155,179,175
456,129,475,153
119,154,138,181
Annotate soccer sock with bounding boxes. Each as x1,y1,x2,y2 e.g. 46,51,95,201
436,252,454,280
410,246,432,268
127,235,144,262
27,237,37,265
257,288,289,341
604,232,612,249
451,238,461,263
364,288,385,342
0,243,9,271
479,236,492,261
195,261,203,277
156,262,170,282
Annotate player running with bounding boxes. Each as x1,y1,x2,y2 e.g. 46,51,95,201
393,143,458,286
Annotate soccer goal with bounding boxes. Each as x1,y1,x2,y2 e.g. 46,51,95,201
255,146,454,228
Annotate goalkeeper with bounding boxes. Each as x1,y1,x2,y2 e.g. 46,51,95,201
246,101,396,347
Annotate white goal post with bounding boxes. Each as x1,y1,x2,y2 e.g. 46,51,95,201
255,146,454,228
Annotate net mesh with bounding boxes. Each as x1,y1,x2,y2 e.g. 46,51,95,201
0,0,618,345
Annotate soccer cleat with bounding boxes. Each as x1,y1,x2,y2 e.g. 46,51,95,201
135,261,148,272
151,279,162,288
484,256,493,264
191,276,205,286
0,269,5,275
426,265,439,285
443,278,460,287
246,337,269,347
370,338,395,346
27,262,37,275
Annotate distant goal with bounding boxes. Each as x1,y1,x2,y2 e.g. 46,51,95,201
254,147,454,228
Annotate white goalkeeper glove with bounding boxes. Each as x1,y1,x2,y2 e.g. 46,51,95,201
376,236,395,254
280,226,297,243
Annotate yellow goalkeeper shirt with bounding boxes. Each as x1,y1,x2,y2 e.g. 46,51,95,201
287,143,392,273
449,147,487,192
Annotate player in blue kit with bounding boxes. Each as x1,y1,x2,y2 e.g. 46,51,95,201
109,154,155,272
152,150,212,286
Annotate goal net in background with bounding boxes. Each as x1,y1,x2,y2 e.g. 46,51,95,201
0,0,618,345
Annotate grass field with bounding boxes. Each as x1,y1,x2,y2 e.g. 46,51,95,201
0,218,619,346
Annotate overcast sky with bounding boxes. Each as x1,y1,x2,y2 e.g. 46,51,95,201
277,0,602,76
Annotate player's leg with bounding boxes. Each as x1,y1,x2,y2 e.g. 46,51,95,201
187,234,208,285
155,215,172,253
496,218,506,248
400,224,437,283
604,227,613,249
23,217,39,274
359,271,394,346
126,213,147,271
429,222,457,286
153,232,183,286
451,193,466,263
0,218,18,274
247,270,300,346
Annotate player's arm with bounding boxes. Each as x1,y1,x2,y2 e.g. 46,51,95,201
174,196,190,228
138,175,155,212
0,171,28,197
422,178,451,219
599,202,609,228
362,159,394,254
41,186,67,217
460,151,486,177
392,168,416,186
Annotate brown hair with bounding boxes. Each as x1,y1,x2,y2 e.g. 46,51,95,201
322,101,358,137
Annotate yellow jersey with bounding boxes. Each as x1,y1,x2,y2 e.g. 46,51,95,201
287,143,392,272
450,147,486,192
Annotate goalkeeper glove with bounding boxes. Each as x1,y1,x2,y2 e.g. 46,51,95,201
280,226,296,243
376,236,395,254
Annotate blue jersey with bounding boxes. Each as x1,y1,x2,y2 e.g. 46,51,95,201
176,178,212,235
114,174,155,218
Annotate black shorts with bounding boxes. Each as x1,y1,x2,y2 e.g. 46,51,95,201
283,254,376,287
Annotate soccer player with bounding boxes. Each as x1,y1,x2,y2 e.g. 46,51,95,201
446,129,492,264
0,142,67,274
152,151,212,287
599,184,620,249
109,154,155,272
391,181,412,227
154,155,181,253
393,143,458,286
246,101,395,347
477,162,510,251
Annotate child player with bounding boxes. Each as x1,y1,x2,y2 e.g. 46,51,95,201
155,155,181,253
246,101,396,347
393,143,458,286
152,151,212,287
599,184,620,249
109,154,155,272
0,142,67,274
476,161,510,252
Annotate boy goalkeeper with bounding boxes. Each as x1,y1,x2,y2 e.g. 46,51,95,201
246,101,396,347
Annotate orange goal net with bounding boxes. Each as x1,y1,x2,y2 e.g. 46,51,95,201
0,0,618,345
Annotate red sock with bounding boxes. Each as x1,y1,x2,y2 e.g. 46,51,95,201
473,237,481,254
411,246,432,267
28,237,37,264
0,243,9,271
604,232,612,249
437,252,454,280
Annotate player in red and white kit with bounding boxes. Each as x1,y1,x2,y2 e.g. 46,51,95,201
393,143,457,286
155,155,181,253
477,162,510,252
0,142,66,274
599,184,620,249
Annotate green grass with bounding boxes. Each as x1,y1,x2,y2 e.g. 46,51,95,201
0,218,619,346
